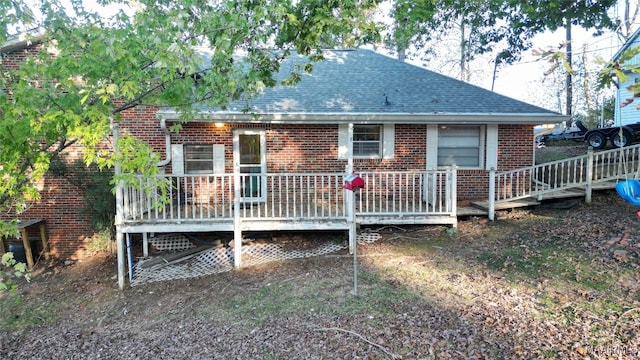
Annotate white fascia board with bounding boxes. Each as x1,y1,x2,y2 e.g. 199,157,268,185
0,30,45,54
156,110,569,126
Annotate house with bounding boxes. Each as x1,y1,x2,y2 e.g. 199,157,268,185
113,49,569,287
611,27,640,125
2,39,569,287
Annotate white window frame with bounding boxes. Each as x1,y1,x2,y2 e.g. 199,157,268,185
426,124,497,170
171,144,225,175
338,123,394,159
353,125,382,157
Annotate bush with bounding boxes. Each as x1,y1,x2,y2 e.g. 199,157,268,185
0,252,31,293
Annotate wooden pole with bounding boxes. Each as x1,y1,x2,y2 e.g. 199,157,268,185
233,134,243,269
39,222,49,259
20,228,34,270
112,122,127,290
116,230,125,289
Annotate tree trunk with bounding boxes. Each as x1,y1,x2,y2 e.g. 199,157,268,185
565,21,573,124
459,21,466,81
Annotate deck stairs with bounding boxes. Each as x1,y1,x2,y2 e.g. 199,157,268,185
461,144,640,216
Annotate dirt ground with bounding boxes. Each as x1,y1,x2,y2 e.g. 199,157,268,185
536,142,588,155
2,171,640,359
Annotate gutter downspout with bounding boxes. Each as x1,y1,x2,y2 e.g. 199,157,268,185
155,117,172,167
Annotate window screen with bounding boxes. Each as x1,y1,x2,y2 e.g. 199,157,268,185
437,125,481,167
184,145,214,174
353,125,381,157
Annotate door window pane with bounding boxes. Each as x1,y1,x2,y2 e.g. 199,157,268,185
239,134,261,165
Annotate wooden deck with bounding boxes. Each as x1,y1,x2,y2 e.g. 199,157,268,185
117,169,459,233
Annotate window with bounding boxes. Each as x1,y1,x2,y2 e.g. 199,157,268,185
338,124,394,159
437,125,483,168
353,125,382,157
171,144,225,175
185,145,214,174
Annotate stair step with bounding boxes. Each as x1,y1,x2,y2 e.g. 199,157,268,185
471,197,540,211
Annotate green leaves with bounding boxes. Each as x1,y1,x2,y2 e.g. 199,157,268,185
0,0,380,230
390,0,618,64
1,252,31,293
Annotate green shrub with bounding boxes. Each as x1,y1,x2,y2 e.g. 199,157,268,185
0,252,30,293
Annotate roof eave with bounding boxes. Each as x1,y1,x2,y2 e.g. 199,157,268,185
156,110,568,125
0,31,45,54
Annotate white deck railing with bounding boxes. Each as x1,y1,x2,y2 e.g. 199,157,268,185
119,169,457,225
358,169,456,215
492,144,640,204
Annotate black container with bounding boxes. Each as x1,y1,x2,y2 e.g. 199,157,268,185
8,239,37,264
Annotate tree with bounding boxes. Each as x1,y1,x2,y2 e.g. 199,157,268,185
616,0,640,42
390,0,503,79
0,0,379,233
389,0,618,116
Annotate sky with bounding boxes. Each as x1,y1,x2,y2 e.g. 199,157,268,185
491,27,624,109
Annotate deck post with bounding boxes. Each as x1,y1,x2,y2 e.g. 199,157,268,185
233,168,242,268
346,123,355,254
112,122,127,290
142,232,148,257
345,123,358,295
346,190,356,253
585,147,594,204
116,230,125,289
488,169,496,221
450,167,458,227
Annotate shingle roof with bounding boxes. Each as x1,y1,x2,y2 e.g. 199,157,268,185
161,49,568,124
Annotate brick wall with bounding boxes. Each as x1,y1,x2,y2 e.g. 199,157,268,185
1,43,95,259
159,121,533,200
0,144,96,259
0,43,42,70
456,124,534,200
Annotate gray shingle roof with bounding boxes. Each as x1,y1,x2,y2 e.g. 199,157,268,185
161,49,566,124
237,49,556,115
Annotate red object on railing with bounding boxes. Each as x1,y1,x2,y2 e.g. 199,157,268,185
343,173,365,190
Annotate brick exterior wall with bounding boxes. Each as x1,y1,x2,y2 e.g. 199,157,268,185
2,44,109,259
457,124,534,200
152,121,533,201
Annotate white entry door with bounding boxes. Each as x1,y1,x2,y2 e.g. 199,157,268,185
233,129,266,202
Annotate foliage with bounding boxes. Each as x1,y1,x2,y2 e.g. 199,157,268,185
0,0,380,237
84,228,113,254
598,46,640,96
0,252,30,293
50,156,115,233
390,0,617,64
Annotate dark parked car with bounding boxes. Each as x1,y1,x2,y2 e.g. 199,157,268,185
537,120,640,150
537,120,589,145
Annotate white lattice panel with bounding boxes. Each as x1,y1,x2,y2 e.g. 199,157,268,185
149,234,194,251
131,231,382,286
357,232,381,244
